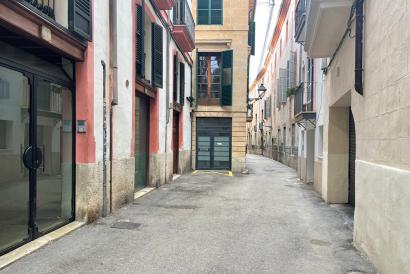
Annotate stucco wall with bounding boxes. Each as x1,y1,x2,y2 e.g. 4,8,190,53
192,0,249,172
319,1,410,272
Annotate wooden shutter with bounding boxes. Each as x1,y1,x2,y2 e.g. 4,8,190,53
173,54,178,101
195,48,199,98
69,0,92,41
279,68,287,104
180,62,185,105
221,50,233,106
248,22,256,56
152,23,163,88
136,4,144,79
289,51,297,88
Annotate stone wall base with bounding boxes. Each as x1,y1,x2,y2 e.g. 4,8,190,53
354,160,410,274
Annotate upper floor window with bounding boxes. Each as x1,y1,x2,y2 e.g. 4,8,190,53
197,0,223,25
198,52,222,103
197,50,232,106
136,3,164,88
21,0,92,41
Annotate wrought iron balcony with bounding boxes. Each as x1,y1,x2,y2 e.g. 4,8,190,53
172,0,195,52
152,0,175,10
294,82,316,129
295,0,306,43
23,0,55,19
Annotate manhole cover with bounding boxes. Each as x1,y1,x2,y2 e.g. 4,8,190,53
111,221,142,230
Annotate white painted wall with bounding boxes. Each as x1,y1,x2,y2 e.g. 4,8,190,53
113,0,133,159
93,0,110,162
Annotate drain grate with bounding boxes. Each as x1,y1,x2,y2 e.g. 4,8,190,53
110,221,142,230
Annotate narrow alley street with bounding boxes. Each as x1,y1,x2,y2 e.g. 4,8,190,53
1,155,376,274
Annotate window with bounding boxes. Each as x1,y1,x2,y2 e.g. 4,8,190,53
136,4,144,78
179,62,185,105
198,52,222,101
152,23,163,88
197,0,223,25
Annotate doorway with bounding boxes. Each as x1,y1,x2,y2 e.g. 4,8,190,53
348,108,356,206
134,95,149,190
196,118,232,170
173,111,180,174
0,64,74,255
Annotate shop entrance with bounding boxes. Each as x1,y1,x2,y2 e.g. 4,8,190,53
196,118,232,170
0,62,74,255
134,95,149,190
173,111,180,174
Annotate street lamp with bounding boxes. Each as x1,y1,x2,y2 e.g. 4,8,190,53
257,83,267,98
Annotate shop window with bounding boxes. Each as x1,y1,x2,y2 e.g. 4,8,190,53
0,120,11,149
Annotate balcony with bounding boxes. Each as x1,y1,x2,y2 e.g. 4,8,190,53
294,83,316,130
172,0,195,52
152,0,175,10
304,0,353,57
295,0,306,43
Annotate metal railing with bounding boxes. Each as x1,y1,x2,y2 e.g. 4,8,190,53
23,0,55,19
172,0,195,43
295,0,306,41
294,82,314,116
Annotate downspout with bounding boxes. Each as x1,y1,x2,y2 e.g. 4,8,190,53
354,0,364,95
101,60,107,217
109,0,118,213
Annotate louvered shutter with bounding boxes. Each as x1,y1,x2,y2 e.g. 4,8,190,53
221,50,233,106
279,68,287,104
152,23,163,88
180,62,185,105
173,54,178,101
276,80,280,108
136,4,144,78
195,48,199,98
289,51,297,88
248,21,256,56
69,0,92,41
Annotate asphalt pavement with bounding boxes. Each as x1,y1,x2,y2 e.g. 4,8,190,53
1,154,377,274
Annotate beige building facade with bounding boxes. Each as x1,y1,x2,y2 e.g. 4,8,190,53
302,0,410,273
191,0,254,172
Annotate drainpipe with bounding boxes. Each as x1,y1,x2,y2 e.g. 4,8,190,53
101,60,107,217
354,0,364,95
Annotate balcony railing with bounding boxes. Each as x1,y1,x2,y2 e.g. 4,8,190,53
172,0,195,52
295,0,306,43
23,0,55,19
294,82,314,116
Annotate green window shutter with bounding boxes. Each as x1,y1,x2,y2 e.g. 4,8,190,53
136,4,144,79
69,0,92,41
279,68,287,104
221,50,233,106
248,21,256,56
180,62,185,105
152,23,163,88
173,54,178,101
195,48,199,98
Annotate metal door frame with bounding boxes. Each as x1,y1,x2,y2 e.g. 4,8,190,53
195,117,232,171
0,60,76,256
